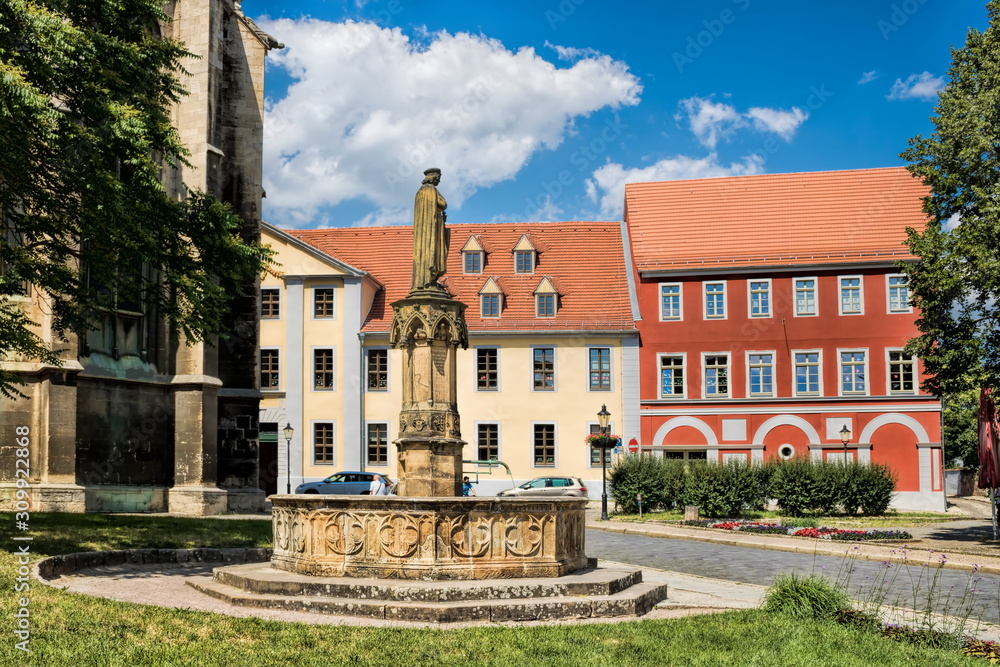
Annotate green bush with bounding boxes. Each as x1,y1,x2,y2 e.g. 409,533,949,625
608,454,673,513
768,457,818,516
761,573,849,621
858,462,897,515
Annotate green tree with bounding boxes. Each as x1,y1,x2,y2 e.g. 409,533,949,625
943,388,979,468
899,1,1000,397
0,0,268,397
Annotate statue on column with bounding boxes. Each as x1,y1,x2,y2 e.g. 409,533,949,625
411,168,449,291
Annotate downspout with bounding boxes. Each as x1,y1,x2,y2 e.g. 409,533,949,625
358,331,366,472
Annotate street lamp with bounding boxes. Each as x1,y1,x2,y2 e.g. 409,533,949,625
597,404,611,521
283,422,294,494
840,424,851,462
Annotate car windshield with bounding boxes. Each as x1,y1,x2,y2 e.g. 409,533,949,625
324,474,347,483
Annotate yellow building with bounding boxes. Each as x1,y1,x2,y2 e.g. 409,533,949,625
261,221,639,496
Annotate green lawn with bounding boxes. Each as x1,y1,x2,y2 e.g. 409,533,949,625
619,509,962,529
0,513,982,666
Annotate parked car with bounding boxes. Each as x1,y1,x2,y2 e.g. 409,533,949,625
295,471,393,495
496,476,588,498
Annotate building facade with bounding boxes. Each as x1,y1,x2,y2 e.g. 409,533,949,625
0,0,280,514
260,221,639,496
624,167,944,511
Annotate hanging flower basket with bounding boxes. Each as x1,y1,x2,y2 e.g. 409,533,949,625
585,433,620,449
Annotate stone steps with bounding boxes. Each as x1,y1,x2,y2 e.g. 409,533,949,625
189,563,668,624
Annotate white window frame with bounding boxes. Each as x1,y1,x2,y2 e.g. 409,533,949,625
886,348,918,396
311,346,336,392
792,349,823,397
703,280,727,320
747,278,772,318
366,347,389,392
311,420,336,465
886,273,912,313
463,251,483,274
260,346,281,391
701,352,730,399
530,421,558,468
480,293,502,318
838,275,864,316
531,345,557,392
838,348,869,397
793,277,818,317
475,346,500,392
474,421,502,464
260,287,282,320
659,282,683,321
746,350,776,397
311,285,337,320
658,353,687,399
364,421,390,467
587,345,612,392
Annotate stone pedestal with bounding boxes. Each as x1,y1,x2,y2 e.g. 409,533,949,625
389,289,468,497
270,495,588,580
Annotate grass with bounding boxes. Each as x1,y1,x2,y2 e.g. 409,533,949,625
619,509,961,530
0,512,983,666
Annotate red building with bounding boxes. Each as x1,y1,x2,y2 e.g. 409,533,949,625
623,167,944,511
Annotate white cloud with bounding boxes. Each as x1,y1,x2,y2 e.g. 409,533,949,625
544,42,603,61
586,153,765,219
887,72,944,101
858,70,878,84
745,106,808,141
676,97,808,149
257,19,641,227
944,212,962,231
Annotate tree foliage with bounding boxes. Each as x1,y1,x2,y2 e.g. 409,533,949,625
899,0,1000,397
0,0,269,396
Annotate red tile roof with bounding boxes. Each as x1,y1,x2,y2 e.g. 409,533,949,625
286,221,636,333
624,166,930,273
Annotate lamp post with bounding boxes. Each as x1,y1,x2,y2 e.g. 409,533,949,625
840,424,851,462
597,404,611,521
283,422,294,494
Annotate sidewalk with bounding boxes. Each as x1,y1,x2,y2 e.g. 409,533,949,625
586,495,1000,575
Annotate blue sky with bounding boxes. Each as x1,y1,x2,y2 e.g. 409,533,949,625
243,0,988,229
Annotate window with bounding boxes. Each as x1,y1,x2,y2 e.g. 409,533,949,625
840,351,866,395
464,251,482,274
748,353,774,397
888,274,910,312
794,278,817,316
589,424,612,466
314,288,335,318
314,349,334,389
660,355,684,397
476,348,499,390
477,423,499,461
261,288,280,319
794,351,820,395
589,348,611,390
533,424,555,467
660,283,682,321
515,250,534,273
536,293,556,317
533,347,555,390
662,450,708,462
749,280,771,317
839,277,862,315
366,423,388,465
888,350,915,394
260,349,280,389
704,281,726,319
0,251,29,297
367,349,388,391
314,422,335,464
704,354,729,398
481,293,500,318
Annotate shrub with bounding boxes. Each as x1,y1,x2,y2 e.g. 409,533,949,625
768,457,818,516
608,454,674,513
857,463,897,515
761,573,849,621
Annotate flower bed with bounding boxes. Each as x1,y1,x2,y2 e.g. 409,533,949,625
682,519,912,541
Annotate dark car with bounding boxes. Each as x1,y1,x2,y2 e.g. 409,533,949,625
295,471,393,495
496,476,588,498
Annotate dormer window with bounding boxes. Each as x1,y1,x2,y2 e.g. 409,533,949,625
479,277,503,318
534,277,558,318
461,236,485,275
513,235,537,274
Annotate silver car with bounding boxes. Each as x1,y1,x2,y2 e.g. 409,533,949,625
496,476,588,498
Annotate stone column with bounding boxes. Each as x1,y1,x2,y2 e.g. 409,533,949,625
389,289,468,497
